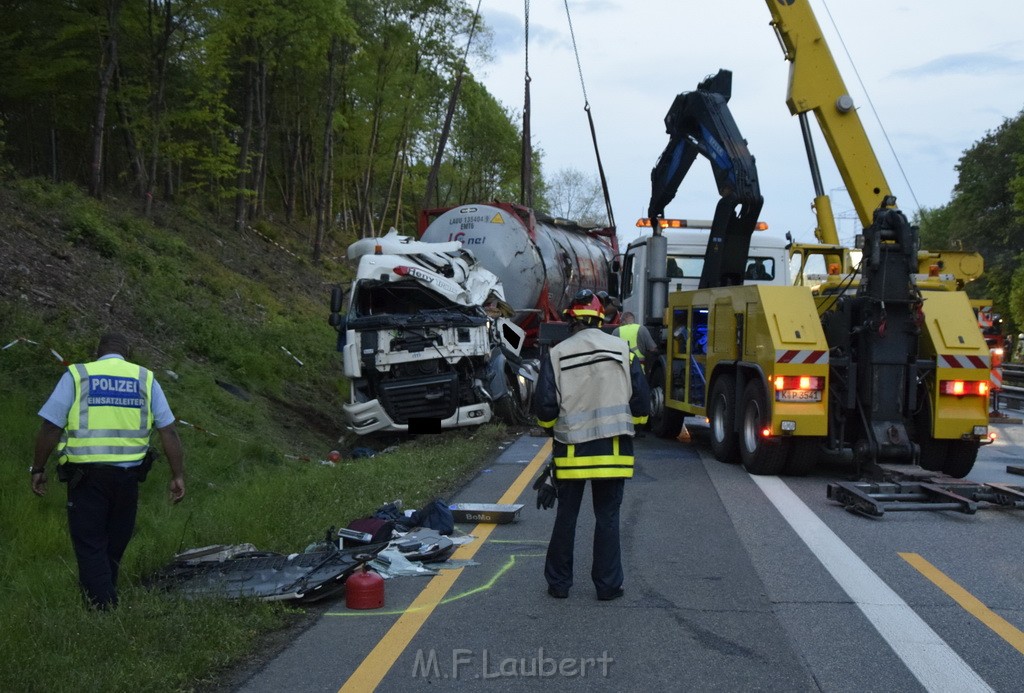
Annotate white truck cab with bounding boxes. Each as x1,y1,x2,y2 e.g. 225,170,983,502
620,223,791,324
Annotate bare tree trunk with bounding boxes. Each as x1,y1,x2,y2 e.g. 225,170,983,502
313,36,339,261
359,106,382,238
393,148,408,229
251,58,268,221
113,63,146,194
89,0,123,199
233,40,255,233
144,0,173,217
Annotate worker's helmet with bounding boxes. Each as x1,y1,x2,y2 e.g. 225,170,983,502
564,289,604,326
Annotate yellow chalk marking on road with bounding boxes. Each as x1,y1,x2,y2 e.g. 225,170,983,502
338,440,551,693
327,552,545,617
900,552,1024,656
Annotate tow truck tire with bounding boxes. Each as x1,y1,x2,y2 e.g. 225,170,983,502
648,364,683,438
914,390,951,473
942,440,979,478
739,380,788,475
783,438,820,476
708,375,738,463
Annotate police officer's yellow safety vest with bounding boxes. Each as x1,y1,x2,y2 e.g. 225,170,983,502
616,323,644,363
58,358,154,465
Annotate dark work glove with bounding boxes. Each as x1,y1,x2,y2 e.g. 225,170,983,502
533,464,558,510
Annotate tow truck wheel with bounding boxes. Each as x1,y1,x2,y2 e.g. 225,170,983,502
914,384,980,477
708,375,738,463
648,364,683,438
739,380,788,475
942,440,979,478
783,438,820,476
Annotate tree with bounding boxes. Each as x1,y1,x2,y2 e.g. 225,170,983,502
919,109,1024,331
545,166,606,225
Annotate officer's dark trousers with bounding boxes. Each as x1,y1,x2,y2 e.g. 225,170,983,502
545,477,624,597
66,465,139,609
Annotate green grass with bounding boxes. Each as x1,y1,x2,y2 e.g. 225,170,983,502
0,179,511,692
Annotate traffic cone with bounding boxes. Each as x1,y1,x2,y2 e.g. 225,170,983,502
677,425,691,443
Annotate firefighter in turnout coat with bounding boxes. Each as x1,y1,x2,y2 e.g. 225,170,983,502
533,290,650,600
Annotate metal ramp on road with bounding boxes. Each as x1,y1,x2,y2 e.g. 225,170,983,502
827,472,1024,517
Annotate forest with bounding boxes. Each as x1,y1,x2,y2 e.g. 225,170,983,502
1,1,1022,329
0,0,534,260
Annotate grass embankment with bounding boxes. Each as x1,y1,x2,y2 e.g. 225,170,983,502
0,179,510,692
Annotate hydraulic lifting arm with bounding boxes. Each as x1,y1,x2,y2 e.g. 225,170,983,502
648,69,764,289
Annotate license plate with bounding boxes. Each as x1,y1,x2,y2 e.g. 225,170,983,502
776,390,821,402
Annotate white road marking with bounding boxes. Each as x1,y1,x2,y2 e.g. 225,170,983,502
751,475,993,693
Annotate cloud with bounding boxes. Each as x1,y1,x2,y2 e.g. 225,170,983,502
481,9,565,59
893,52,1024,78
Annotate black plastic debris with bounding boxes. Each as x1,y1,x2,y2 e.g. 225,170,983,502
149,543,386,602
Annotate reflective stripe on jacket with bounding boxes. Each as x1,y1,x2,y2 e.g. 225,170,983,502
59,358,154,465
552,435,634,480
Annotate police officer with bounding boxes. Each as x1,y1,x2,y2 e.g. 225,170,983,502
533,290,650,600
31,333,185,609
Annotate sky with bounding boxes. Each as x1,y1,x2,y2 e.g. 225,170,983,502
467,0,1024,246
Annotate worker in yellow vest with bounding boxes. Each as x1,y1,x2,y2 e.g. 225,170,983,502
31,333,184,609
613,311,658,370
533,290,650,601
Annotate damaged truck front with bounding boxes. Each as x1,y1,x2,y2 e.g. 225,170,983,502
329,230,538,435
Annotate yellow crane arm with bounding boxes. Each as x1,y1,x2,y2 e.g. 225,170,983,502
766,0,892,240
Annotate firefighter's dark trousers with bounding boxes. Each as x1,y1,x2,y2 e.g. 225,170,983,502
544,477,625,598
66,465,139,609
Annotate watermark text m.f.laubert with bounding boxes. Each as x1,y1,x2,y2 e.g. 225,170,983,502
411,647,614,680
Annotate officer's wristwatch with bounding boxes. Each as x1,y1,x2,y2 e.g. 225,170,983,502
29,466,46,474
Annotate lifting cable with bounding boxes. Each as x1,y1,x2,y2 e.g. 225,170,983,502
819,0,921,216
563,0,615,229
520,0,533,208
422,0,483,210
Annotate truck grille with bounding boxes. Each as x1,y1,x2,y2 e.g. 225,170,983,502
379,372,459,424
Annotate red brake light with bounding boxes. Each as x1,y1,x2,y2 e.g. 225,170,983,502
774,376,824,391
939,380,988,396
393,265,410,276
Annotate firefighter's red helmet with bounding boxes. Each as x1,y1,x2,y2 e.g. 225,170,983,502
564,289,604,325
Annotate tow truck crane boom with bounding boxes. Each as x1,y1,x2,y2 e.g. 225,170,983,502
766,0,892,242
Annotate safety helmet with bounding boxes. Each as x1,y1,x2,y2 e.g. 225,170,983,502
564,289,604,325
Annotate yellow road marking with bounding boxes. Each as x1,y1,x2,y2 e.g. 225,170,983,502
899,552,1024,655
338,439,551,692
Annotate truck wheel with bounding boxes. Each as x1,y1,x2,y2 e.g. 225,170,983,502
783,438,820,476
708,375,738,463
494,365,532,425
739,380,788,475
942,440,979,478
648,365,683,438
914,391,948,473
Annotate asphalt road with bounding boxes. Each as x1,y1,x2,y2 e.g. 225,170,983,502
232,415,1024,692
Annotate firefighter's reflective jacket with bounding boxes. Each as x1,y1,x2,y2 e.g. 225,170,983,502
533,328,650,480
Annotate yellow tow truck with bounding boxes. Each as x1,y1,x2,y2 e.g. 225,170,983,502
646,0,991,477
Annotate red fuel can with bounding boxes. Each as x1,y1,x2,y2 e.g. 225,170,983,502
345,565,384,609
